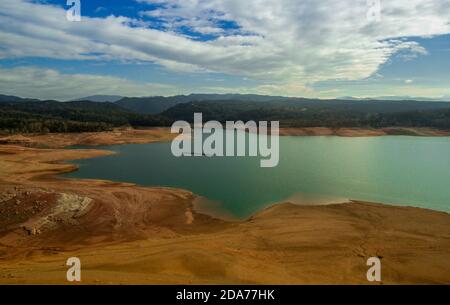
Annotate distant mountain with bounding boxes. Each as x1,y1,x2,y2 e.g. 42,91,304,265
0,100,170,133
162,99,450,129
115,94,297,115
71,95,124,103
116,96,191,115
117,93,450,115
163,98,450,117
182,93,292,102
1,94,449,133
0,94,40,103
339,96,450,102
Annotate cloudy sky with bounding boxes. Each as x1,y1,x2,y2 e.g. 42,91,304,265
0,0,449,100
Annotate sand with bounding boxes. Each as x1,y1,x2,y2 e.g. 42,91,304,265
0,127,448,150
277,127,450,137
0,129,449,284
0,127,176,148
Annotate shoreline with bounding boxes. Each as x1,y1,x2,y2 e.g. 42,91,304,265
0,126,448,150
277,126,450,137
0,129,449,284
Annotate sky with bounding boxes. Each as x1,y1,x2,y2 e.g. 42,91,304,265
0,0,449,100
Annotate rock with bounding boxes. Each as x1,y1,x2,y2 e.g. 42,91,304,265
22,226,41,236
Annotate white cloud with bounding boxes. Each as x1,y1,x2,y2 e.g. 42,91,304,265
0,66,175,100
0,0,449,96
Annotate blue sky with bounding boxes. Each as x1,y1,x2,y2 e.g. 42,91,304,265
0,0,449,100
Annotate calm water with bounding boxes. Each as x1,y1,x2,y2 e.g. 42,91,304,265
65,132,450,218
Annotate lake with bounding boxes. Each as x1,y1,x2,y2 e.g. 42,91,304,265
64,132,450,218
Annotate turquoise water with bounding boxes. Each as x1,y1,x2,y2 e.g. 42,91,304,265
64,133,450,218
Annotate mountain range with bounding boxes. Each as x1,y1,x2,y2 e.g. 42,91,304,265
70,95,125,103
1,93,449,133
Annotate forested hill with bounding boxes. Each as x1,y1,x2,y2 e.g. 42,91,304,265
116,94,450,115
0,94,40,103
0,94,449,133
0,100,169,133
161,100,450,129
115,94,295,114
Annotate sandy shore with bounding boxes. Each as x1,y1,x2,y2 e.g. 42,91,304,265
0,127,448,150
0,127,176,148
0,129,449,284
278,127,450,137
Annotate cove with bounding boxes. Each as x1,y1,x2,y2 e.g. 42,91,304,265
64,131,450,219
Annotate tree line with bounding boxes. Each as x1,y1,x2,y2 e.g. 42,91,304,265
1,98,449,134
0,100,169,134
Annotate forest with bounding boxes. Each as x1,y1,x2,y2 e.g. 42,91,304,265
0,100,169,133
0,95,449,133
